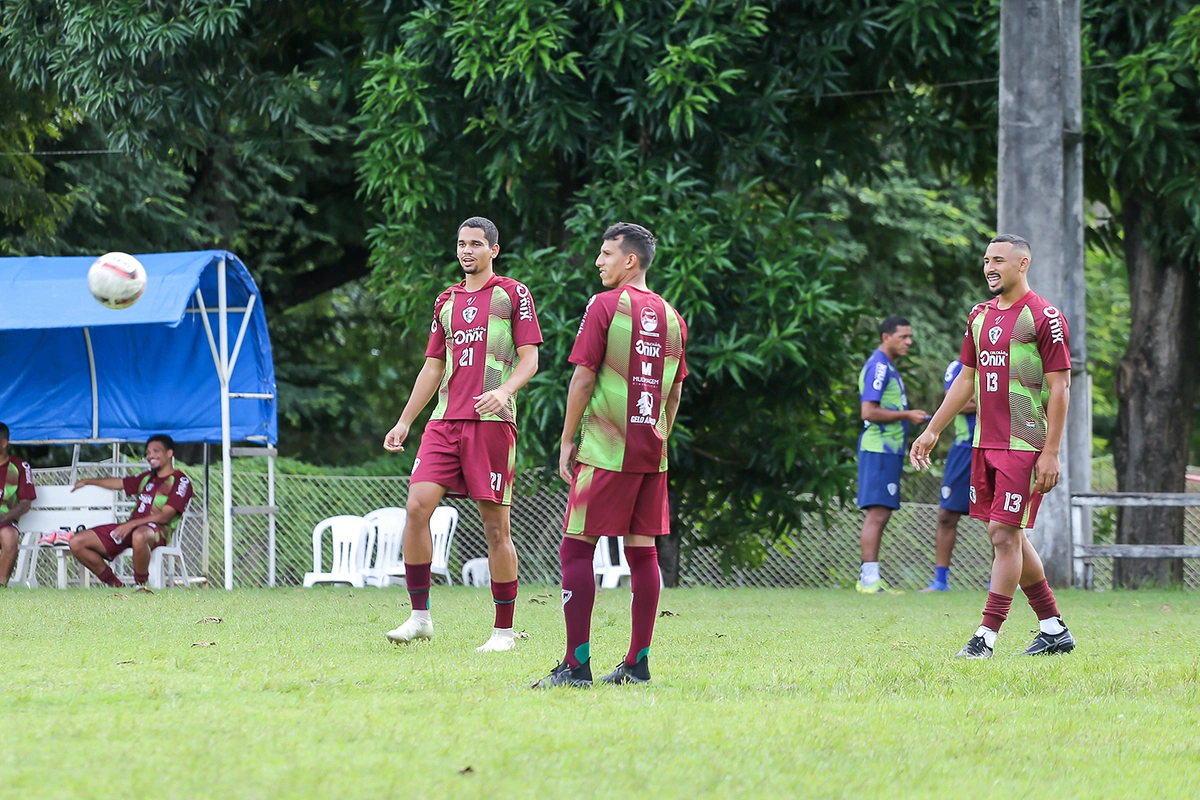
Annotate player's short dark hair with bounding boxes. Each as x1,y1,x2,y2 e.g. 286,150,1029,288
146,434,175,452
879,316,910,337
0,422,8,441
604,222,657,270
458,217,499,248
990,233,1032,257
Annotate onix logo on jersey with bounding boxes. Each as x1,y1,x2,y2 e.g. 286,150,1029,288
988,325,1003,344
978,350,1008,367
1043,306,1065,343
515,283,533,321
462,306,479,324
640,307,659,334
176,476,191,497
872,362,888,391
453,327,486,345
635,340,661,357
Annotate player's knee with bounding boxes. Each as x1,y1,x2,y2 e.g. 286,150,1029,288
989,527,1020,550
0,527,17,550
68,534,88,555
482,522,511,549
937,508,958,527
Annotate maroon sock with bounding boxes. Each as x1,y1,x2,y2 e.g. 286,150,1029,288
491,579,518,628
625,546,660,666
981,591,1013,632
98,566,123,588
1020,578,1060,620
133,571,149,585
560,538,596,667
405,562,431,611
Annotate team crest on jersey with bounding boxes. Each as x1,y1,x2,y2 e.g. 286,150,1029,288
988,325,1003,344
640,307,659,333
887,483,898,496
969,486,977,503
941,486,952,500
462,306,479,324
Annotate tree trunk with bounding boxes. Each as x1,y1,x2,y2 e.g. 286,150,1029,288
1113,198,1200,587
658,479,684,587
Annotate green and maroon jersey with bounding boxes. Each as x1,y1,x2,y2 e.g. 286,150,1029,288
959,291,1071,452
0,457,36,517
122,469,193,535
425,274,543,426
570,286,688,473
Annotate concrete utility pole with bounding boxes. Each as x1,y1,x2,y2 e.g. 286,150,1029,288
996,0,1090,587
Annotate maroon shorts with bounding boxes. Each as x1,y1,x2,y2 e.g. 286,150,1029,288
94,523,169,561
563,464,669,537
411,419,517,505
969,448,1042,529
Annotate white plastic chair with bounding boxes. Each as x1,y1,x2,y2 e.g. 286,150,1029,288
462,557,490,587
303,515,369,588
430,506,458,585
361,507,406,588
593,537,630,589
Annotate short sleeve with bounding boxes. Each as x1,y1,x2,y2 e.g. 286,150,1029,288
959,311,980,369
167,474,193,514
16,460,36,501
1036,305,1071,373
859,355,888,404
569,294,613,372
424,294,450,360
943,360,963,393
123,472,145,497
509,282,544,348
674,312,689,383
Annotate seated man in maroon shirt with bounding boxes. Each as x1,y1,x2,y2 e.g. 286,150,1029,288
69,434,194,587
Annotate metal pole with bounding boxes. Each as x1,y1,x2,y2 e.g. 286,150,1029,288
998,0,1077,586
203,443,211,579
219,258,234,590
267,453,276,588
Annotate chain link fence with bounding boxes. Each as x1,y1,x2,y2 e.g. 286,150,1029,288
26,458,1200,590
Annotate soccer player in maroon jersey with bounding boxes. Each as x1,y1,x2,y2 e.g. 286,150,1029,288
0,422,37,587
69,434,194,587
910,234,1075,658
533,222,688,688
383,217,542,652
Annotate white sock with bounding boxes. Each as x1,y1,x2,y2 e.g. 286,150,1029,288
1039,616,1065,635
860,562,880,584
492,627,514,638
974,626,997,649
412,610,432,622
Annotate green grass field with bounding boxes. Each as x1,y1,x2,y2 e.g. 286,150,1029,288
2,586,1198,799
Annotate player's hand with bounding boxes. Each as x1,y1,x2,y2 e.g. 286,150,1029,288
110,523,132,543
384,422,409,452
1034,451,1061,494
559,441,577,483
473,387,512,416
906,409,929,425
909,430,940,471
71,479,89,492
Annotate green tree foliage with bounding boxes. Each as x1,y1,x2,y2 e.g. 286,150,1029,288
355,0,1006,567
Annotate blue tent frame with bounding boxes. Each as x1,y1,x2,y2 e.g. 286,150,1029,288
0,250,279,589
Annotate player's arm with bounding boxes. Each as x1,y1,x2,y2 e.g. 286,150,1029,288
664,380,684,437
861,403,927,425
384,357,447,452
73,477,125,492
909,366,976,470
559,365,597,482
475,344,539,416
0,498,31,526
1034,369,1071,494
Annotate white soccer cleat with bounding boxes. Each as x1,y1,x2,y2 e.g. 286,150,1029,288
385,615,434,644
475,629,516,653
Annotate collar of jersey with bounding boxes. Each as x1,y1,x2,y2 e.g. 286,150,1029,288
450,274,502,294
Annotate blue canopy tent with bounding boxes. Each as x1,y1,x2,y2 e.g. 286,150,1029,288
0,250,279,589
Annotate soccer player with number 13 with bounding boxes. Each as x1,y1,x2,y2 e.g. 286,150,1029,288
910,234,1076,658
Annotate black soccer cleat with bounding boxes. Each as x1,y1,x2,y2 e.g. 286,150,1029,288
1023,621,1076,655
531,660,593,689
600,657,651,685
955,634,994,659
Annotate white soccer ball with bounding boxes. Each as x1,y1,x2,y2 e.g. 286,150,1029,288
88,252,146,310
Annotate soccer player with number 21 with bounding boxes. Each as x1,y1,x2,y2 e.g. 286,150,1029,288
384,217,543,653
910,234,1076,658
